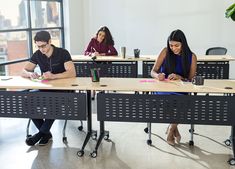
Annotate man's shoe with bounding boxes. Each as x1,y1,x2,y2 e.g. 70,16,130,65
38,133,52,146
25,132,43,146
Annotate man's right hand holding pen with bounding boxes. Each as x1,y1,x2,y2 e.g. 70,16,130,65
22,69,40,79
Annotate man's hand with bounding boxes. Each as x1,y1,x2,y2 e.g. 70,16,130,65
29,72,40,79
42,71,55,80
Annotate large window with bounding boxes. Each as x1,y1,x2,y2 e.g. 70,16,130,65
0,0,64,76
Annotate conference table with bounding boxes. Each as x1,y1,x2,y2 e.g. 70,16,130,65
141,55,235,79
72,55,234,79
0,76,93,157
1,76,235,164
72,55,138,78
86,77,235,165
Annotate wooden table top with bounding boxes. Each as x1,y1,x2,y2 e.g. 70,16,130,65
72,55,235,62
1,76,235,94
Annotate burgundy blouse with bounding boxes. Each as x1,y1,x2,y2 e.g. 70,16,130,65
84,38,118,56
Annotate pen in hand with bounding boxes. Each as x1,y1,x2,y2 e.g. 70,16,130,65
92,47,97,52
91,47,99,56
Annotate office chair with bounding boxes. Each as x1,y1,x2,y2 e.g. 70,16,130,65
205,47,227,55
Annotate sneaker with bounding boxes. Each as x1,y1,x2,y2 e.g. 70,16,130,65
25,132,43,146
38,133,53,146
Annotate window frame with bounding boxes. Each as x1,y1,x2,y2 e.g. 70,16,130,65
0,0,65,65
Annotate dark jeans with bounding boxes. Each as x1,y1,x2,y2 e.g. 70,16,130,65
30,89,73,134
32,119,54,134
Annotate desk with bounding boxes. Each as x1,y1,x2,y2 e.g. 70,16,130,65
142,55,235,79
72,55,234,79
89,78,235,164
0,76,93,156
72,55,138,78
2,77,235,163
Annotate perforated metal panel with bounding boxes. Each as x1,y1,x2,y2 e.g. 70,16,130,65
196,61,229,79
75,61,137,78
142,61,154,78
75,62,95,77
104,62,137,77
97,93,235,125
142,61,229,79
0,91,86,120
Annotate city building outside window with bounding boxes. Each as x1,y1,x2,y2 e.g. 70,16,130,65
0,0,64,76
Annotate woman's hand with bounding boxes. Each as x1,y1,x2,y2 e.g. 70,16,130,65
168,73,181,80
91,52,100,56
158,73,165,81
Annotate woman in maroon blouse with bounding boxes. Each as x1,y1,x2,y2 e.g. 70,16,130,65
84,26,118,56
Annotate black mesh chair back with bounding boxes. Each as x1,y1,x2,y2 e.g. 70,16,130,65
206,47,227,55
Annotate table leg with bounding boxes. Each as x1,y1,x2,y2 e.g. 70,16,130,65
90,120,109,158
77,90,93,157
147,122,152,145
228,126,235,165
189,124,194,146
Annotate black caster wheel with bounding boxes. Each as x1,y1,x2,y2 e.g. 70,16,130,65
77,150,84,157
92,132,97,140
228,158,235,165
90,151,97,158
104,134,109,140
224,139,231,146
92,134,97,140
189,129,194,133
78,126,83,131
26,134,32,138
144,127,148,133
62,137,67,143
189,141,194,146
147,139,152,145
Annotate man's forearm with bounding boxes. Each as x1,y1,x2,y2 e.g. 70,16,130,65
53,70,76,79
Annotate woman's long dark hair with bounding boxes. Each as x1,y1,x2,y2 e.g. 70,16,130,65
96,26,115,45
164,29,193,78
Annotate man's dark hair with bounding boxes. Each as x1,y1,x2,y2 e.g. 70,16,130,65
34,31,51,43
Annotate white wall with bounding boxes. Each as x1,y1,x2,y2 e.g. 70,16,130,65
64,0,235,78
63,0,85,54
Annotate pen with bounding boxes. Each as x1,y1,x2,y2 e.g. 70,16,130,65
1,77,13,81
92,47,97,52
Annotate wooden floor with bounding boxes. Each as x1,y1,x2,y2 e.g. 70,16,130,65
0,99,234,169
